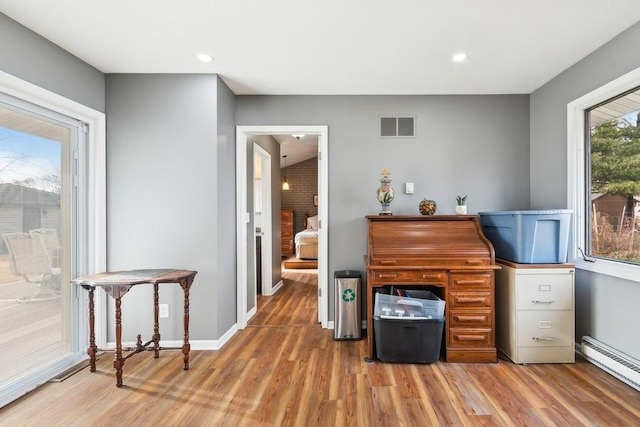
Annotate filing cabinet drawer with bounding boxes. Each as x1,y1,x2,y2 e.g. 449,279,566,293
516,273,574,311
516,310,574,347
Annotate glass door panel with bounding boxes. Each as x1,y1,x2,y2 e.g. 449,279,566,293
0,105,74,387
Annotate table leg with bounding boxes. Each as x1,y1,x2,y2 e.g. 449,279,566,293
113,290,124,387
153,283,160,358
86,286,97,372
180,277,193,370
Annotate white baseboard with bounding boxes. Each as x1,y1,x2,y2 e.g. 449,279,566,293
106,323,240,351
247,305,257,322
272,279,284,294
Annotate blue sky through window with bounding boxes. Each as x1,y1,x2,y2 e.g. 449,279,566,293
0,127,61,191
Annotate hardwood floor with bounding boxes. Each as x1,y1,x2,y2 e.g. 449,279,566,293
1,269,639,426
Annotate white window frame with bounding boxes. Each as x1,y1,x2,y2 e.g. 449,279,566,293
567,66,640,282
0,71,106,406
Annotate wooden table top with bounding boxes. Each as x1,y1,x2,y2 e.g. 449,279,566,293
72,269,197,287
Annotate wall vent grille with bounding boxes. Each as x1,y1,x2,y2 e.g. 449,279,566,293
379,116,416,138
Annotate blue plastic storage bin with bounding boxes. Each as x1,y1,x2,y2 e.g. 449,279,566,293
478,210,572,263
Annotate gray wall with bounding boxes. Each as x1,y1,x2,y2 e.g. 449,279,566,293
216,78,238,334
0,13,105,112
530,22,640,359
105,74,227,341
237,95,531,317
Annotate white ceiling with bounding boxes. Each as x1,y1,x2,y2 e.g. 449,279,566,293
2,1,640,95
274,135,318,167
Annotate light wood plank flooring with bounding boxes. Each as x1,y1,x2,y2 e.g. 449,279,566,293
1,269,639,426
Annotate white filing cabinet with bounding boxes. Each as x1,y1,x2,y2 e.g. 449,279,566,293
496,259,575,364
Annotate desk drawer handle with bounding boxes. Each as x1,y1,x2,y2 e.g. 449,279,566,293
454,315,486,322
380,261,397,266
465,260,482,265
421,274,442,280
456,297,487,303
455,334,486,341
378,273,398,279
455,279,486,286
532,300,554,304
532,337,557,342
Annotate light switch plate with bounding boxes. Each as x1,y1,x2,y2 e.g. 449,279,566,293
405,182,414,194
159,304,169,318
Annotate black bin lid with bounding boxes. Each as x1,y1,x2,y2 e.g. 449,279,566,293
334,270,361,278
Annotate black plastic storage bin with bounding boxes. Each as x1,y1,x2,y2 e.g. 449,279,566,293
374,317,444,363
373,289,445,363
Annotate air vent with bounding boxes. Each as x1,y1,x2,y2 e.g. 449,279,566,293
379,116,416,138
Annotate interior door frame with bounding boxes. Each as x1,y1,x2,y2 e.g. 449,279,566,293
236,125,328,329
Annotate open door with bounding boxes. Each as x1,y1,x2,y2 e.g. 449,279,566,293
253,144,273,296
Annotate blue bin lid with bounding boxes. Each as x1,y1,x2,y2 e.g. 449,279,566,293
478,209,573,216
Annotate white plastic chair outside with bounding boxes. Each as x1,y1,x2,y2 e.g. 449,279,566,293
2,232,61,300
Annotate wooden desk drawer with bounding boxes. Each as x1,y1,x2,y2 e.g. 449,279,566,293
369,258,491,268
449,291,493,308
372,270,447,284
450,273,492,290
449,309,492,328
449,328,493,347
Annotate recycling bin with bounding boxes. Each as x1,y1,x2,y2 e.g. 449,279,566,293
334,270,362,340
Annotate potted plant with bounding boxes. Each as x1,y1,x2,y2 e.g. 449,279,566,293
455,195,468,215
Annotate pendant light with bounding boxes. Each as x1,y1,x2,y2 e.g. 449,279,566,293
282,154,290,190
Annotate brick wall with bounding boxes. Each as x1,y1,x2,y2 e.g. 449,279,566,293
281,157,318,233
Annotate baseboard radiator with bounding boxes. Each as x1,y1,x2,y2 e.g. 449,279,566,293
580,335,640,392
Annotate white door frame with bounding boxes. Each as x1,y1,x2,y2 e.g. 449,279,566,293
253,144,273,297
236,125,329,329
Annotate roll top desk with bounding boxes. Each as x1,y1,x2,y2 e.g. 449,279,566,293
365,215,500,363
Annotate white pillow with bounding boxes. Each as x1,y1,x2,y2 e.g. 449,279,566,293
307,215,319,230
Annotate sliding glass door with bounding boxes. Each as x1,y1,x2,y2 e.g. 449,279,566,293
0,97,80,388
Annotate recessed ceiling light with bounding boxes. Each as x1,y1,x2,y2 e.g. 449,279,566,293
452,53,467,63
197,53,214,63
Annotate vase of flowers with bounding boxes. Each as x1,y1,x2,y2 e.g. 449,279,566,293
376,169,395,215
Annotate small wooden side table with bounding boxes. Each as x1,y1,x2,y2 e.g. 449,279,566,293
72,269,197,387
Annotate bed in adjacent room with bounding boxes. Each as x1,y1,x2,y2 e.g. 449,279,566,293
295,215,318,260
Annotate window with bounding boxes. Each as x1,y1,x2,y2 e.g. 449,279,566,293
586,89,640,265
568,68,640,281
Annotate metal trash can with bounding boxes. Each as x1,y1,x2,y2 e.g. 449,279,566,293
334,270,362,340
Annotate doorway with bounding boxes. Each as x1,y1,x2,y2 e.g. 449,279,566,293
236,126,329,330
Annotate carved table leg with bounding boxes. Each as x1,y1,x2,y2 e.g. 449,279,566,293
85,286,97,372
180,277,193,370
113,290,124,387
153,283,160,358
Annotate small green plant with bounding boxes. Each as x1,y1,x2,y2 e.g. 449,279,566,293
456,195,468,206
